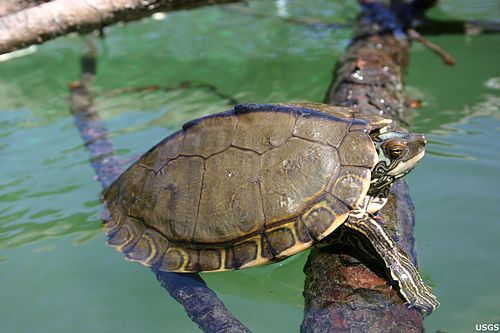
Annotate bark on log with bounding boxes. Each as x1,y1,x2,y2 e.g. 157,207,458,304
69,49,251,333
0,0,50,16
301,2,434,332
0,0,238,55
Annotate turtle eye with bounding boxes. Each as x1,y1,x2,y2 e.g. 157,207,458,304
388,145,406,159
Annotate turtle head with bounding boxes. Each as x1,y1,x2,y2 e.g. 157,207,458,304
369,128,426,196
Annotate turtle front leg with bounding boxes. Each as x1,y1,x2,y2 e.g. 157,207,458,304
344,213,439,314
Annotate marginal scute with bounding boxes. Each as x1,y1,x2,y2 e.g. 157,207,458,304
300,194,349,240
295,219,313,243
125,229,166,266
265,225,297,257
159,247,186,271
138,131,184,172
107,225,131,247
261,138,339,224
224,247,235,270
155,156,204,242
234,240,258,268
330,166,371,209
339,130,377,168
233,111,295,154
158,247,198,272
108,218,145,252
183,248,199,272
193,147,264,243
182,114,236,158
198,249,223,271
102,216,122,236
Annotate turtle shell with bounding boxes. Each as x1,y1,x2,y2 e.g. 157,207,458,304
103,103,386,272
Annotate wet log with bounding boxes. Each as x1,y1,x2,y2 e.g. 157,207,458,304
69,47,251,333
0,0,238,55
302,1,436,332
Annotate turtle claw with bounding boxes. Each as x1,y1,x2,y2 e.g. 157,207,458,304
407,297,439,316
402,285,439,315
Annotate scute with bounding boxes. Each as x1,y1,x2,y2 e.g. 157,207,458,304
182,113,236,158
107,217,144,253
300,194,350,240
138,131,184,172
260,137,339,224
198,249,223,271
104,103,377,273
158,247,188,271
264,218,313,258
338,130,377,168
330,166,371,209
155,156,204,242
233,109,295,154
125,228,166,266
266,227,295,256
233,236,269,269
293,112,351,147
193,147,265,243
119,164,156,222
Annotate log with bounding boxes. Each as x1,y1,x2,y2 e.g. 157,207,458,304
69,47,251,333
0,0,238,55
0,0,50,16
302,1,438,332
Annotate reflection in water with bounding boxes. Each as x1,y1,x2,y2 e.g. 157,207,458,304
484,77,500,90
0,45,37,62
276,0,289,17
0,87,233,252
419,94,500,161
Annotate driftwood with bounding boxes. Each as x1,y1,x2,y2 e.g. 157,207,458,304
69,49,250,333
0,0,238,55
302,1,441,332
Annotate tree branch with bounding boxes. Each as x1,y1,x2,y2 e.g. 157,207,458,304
0,0,238,55
0,0,50,16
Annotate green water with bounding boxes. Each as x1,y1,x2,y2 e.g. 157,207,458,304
1,1,499,332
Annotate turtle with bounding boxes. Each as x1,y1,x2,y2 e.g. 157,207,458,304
102,103,438,314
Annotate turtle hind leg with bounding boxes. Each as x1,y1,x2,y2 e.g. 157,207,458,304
344,214,439,315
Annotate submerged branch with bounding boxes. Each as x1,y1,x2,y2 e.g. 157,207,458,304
222,5,351,30
98,81,239,105
69,44,250,333
419,18,500,35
